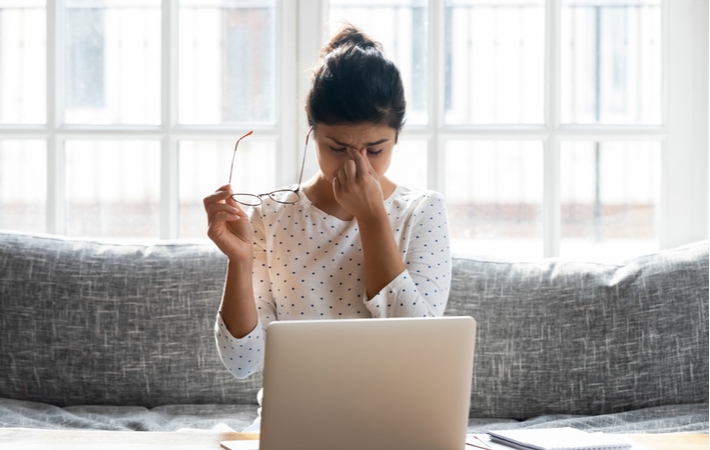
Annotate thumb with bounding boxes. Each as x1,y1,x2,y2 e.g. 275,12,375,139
332,175,344,204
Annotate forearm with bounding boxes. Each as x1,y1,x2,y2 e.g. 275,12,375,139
364,270,448,318
361,191,452,318
219,258,258,339
357,205,406,299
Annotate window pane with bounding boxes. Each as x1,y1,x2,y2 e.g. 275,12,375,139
0,140,46,232
0,1,46,124
179,0,275,125
65,140,160,238
444,0,544,125
179,139,277,239
329,0,428,126
445,140,543,259
560,0,662,124
560,141,660,262
64,0,161,125
387,139,428,192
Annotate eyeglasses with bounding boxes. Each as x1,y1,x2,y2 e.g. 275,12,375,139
228,128,311,206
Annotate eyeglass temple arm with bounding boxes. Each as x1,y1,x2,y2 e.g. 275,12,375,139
228,130,254,185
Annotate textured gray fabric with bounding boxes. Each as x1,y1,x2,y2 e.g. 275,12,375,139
465,403,710,434
1,230,707,432
0,398,705,433
448,242,709,419
0,398,257,431
0,231,261,408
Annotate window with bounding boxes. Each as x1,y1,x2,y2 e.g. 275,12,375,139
326,0,706,261
0,0,706,262
0,0,291,241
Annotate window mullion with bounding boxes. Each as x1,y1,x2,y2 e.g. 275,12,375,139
46,136,66,236
46,0,65,235
662,0,709,248
163,0,178,133
277,0,298,187
160,0,178,239
160,137,179,240
428,0,445,194
543,0,561,258
543,138,560,258
296,0,327,181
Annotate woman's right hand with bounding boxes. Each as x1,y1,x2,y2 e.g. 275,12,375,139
203,184,254,261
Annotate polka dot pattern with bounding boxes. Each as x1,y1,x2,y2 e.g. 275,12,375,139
215,185,452,378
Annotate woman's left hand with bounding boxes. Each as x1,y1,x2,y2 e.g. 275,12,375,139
332,147,385,220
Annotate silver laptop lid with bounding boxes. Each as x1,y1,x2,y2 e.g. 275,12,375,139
259,316,477,450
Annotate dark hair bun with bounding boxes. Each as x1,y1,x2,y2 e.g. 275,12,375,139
320,25,382,58
307,24,407,137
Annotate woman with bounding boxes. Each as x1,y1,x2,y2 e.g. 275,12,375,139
204,25,451,386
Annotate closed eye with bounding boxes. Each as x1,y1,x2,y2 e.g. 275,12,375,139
330,147,382,155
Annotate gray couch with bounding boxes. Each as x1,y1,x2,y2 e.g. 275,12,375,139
0,230,707,433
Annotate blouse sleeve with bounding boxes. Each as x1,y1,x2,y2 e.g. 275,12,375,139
363,191,452,318
214,206,277,379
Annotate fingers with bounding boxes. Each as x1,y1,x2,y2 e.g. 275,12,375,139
206,204,242,227
204,185,243,223
203,184,233,208
225,193,240,209
347,148,370,179
333,156,353,188
204,184,244,211
343,158,357,182
207,202,242,219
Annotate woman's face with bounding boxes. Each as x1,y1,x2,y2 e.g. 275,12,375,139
312,122,397,182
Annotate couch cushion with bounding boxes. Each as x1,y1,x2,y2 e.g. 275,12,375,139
0,232,261,408
1,398,706,433
447,241,709,419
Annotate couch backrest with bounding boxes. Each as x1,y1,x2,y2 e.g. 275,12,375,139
447,241,709,419
0,232,261,408
1,231,708,418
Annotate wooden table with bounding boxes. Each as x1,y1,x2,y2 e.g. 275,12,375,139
0,428,705,450
626,433,707,450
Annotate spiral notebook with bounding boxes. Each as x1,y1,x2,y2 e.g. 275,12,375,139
486,427,632,450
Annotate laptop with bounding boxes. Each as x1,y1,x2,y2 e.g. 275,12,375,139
221,316,477,450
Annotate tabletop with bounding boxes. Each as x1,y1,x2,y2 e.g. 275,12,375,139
0,428,706,450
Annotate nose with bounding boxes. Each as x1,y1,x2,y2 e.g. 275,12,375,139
345,147,366,157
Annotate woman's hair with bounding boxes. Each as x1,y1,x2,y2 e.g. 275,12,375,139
306,25,406,139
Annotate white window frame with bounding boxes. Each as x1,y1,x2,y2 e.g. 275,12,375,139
1,0,706,255
296,0,708,256
38,0,299,239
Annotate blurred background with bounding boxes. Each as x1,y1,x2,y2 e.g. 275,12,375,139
0,0,706,262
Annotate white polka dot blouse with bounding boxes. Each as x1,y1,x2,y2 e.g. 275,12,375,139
215,184,452,379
